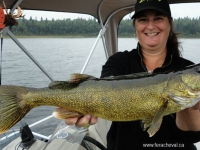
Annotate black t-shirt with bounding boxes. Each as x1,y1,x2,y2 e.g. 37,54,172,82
101,48,200,150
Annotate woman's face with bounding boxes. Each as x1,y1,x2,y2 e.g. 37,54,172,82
134,10,171,52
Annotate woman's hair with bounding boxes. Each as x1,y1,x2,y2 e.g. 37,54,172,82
133,16,182,57
167,17,182,57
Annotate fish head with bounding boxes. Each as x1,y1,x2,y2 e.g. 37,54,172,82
166,64,200,109
181,65,200,90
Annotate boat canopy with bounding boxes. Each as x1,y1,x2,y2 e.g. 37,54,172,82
3,0,200,56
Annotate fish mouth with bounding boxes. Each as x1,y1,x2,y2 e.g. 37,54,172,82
145,32,159,36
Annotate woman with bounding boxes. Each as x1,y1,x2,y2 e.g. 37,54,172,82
64,0,200,149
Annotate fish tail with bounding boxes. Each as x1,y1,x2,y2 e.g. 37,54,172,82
0,85,31,134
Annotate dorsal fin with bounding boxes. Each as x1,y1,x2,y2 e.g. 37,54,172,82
69,73,96,83
48,73,96,90
102,72,151,80
48,81,74,90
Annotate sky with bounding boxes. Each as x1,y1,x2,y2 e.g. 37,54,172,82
22,3,200,20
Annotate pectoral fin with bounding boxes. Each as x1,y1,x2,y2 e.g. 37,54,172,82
141,119,153,131
147,100,168,137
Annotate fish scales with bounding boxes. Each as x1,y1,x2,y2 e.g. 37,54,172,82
22,77,173,120
1,64,200,136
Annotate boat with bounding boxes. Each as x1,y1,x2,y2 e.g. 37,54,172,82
1,0,200,149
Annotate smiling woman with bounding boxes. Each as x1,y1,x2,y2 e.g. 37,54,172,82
134,10,170,55
63,0,200,149
132,0,175,72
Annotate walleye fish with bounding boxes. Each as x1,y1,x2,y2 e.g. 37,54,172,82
1,64,200,137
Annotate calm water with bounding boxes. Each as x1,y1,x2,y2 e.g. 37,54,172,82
2,38,200,87
1,37,200,148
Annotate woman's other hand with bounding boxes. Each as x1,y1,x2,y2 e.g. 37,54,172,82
64,115,98,127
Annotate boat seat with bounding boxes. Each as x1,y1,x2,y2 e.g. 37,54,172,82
89,118,111,148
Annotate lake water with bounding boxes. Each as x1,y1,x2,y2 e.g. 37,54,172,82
2,38,200,87
1,37,200,148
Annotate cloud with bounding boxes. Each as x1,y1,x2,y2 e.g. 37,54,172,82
171,3,200,19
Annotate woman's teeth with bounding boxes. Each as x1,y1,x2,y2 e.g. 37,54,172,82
146,32,158,36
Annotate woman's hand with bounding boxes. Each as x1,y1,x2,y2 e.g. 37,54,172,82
176,101,200,131
191,101,200,110
65,115,98,127
53,108,98,127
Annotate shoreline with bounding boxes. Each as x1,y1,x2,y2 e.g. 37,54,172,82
3,35,200,39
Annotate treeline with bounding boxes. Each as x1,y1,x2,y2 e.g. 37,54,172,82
10,17,200,37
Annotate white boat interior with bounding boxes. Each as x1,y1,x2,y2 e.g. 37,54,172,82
1,0,200,149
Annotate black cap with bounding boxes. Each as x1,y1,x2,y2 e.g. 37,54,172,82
132,0,171,19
